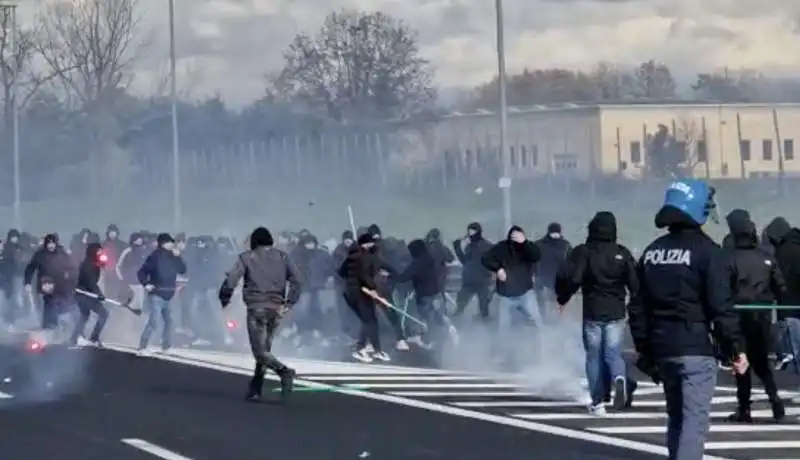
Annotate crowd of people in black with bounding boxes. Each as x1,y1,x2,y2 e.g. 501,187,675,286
3,179,800,460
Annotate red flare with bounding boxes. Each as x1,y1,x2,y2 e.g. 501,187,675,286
225,320,237,330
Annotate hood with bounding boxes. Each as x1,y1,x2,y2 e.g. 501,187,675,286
341,230,354,242
587,211,617,242
407,239,430,258
729,216,758,248
367,224,382,238
506,225,525,241
425,228,441,242
725,209,750,231
764,217,792,246
6,229,19,241
250,227,274,249
299,234,318,246
106,224,120,238
44,233,59,246
467,222,483,241
85,242,103,260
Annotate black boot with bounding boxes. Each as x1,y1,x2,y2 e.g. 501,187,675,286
771,397,786,422
245,370,264,402
624,379,638,408
278,367,296,403
727,408,753,423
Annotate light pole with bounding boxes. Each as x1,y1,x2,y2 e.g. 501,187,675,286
495,0,512,232
168,0,181,231
0,2,20,229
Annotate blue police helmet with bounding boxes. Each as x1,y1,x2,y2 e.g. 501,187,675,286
662,179,719,225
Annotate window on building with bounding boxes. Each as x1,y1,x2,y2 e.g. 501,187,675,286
520,145,528,167
763,139,773,161
784,139,794,160
696,140,708,163
630,141,641,163
531,145,539,166
510,146,517,168
740,140,751,161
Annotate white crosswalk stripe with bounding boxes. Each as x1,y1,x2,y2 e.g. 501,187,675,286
301,368,800,459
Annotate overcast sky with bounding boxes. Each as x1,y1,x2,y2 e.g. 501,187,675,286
18,0,800,107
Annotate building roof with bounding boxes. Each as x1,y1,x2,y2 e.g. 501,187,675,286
442,100,800,119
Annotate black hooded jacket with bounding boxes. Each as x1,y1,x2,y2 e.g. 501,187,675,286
0,229,22,282
338,234,381,297
764,217,800,320
481,225,541,297
555,212,638,322
534,224,572,291
24,233,77,297
722,209,750,250
77,242,104,300
452,223,492,287
425,228,455,293
395,239,440,298
726,217,785,324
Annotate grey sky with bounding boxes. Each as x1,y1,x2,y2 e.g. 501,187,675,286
20,0,800,107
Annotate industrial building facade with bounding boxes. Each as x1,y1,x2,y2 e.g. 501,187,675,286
432,102,800,180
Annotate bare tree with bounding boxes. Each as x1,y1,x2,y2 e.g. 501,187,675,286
270,10,437,122
590,62,636,100
35,0,146,193
634,60,676,99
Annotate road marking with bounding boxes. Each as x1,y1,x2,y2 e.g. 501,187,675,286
123,348,734,460
513,409,800,420
389,391,545,397
344,382,517,389
303,375,488,381
454,401,588,408
0,391,12,399
591,425,800,434
121,439,193,460
706,441,800,450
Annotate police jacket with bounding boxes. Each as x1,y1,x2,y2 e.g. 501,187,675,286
629,221,743,360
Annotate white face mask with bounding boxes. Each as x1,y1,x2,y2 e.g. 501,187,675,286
304,243,315,250
548,232,561,239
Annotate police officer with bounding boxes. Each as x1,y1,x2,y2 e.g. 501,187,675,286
628,179,748,460
219,226,302,403
725,213,786,422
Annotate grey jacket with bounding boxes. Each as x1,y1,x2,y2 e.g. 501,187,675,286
219,246,302,310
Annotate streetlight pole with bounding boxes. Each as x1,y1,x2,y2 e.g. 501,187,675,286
1,2,20,229
168,0,181,231
495,0,512,232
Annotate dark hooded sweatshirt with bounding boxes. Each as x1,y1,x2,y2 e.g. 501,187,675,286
395,239,440,298
722,209,751,250
481,225,541,298
77,242,104,301
534,223,572,291
764,217,800,320
555,211,638,322
24,233,77,297
726,217,785,325
452,223,493,288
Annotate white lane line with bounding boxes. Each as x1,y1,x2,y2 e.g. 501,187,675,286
390,391,542,397
121,438,193,460
706,441,800,450
591,424,800,434
302,375,489,381
344,382,516,389
0,391,13,399
513,409,800,420
454,401,587,408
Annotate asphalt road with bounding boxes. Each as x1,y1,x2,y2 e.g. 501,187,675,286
0,345,660,460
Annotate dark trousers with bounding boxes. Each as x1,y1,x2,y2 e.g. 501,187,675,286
247,307,287,376
345,293,381,352
454,284,491,318
736,320,780,410
42,295,76,330
70,299,109,343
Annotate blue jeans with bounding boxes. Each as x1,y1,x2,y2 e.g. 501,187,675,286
139,294,173,350
783,317,800,374
658,356,717,460
583,319,627,405
495,291,541,354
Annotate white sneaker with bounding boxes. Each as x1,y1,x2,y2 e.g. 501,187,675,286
776,354,795,371
77,336,92,347
364,343,375,353
588,403,607,416
407,335,433,350
136,348,153,357
352,348,373,363
395,340,410,351
372,351,391,362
